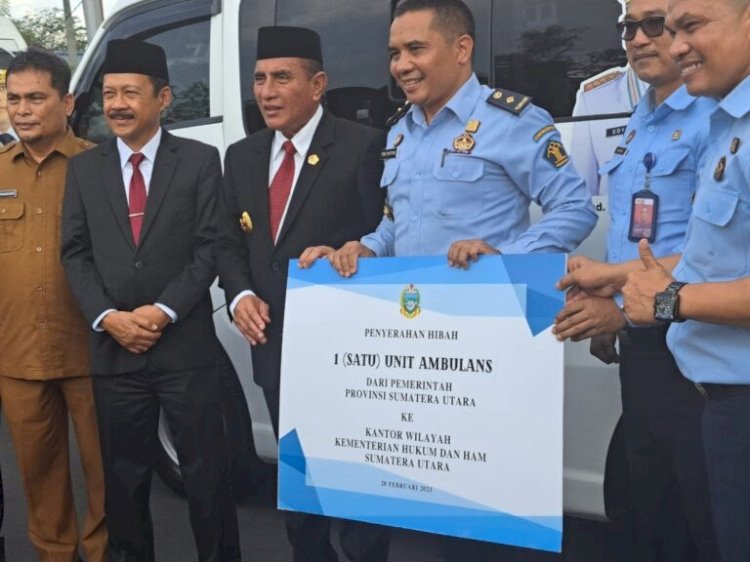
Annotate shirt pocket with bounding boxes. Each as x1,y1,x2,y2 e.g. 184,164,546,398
381,159,399,189
0,200,24,253
598,154,625,176
431,155,485,219
650,147,694,177
687,187,746,278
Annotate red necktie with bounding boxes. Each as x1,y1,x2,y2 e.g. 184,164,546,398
128,152,147,245
268,140,296,241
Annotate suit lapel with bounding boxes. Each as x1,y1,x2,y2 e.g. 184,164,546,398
139,130,178,246
246,130,274,245
276,112,335,245
99,139,135,250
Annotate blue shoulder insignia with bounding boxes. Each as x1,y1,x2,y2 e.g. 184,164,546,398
486,89,531,115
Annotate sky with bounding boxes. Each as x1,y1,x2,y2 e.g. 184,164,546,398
10,0,119,20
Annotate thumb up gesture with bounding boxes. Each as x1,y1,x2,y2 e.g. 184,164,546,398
622,240,674,324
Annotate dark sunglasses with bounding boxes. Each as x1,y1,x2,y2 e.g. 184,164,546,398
616,16,666,41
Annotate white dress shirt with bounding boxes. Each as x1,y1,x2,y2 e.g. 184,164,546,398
230,105,324,316
93,127,177,329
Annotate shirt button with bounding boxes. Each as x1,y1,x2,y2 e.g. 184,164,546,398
271,261,281,272
647,125,655,132
35,285,42,292
0,208,6,214
38,322,46,330
36,208,43,214
37,170,42,177
35,246,42,253
134,261,144,269
451,172,459,178
411,215,418,221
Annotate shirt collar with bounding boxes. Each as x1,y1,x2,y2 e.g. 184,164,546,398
406,74,480,129
272,104,323,158
663,85,695,111
117,127,162,169
11,127,80,163
636,85,695,122
718,74,750,119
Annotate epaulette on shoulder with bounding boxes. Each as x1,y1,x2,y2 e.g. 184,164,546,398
583,70,623,93
385,102,411,128
0,141,16,154
486,89,531,115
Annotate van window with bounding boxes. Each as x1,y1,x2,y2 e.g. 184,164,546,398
72,0,211,142
238,0,493,134
491,0,627,117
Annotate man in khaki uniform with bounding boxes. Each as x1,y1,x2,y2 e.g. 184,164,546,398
0,47,106,562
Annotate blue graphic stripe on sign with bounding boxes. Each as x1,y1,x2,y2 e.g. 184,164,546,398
279,431,562,552
287,255,565,335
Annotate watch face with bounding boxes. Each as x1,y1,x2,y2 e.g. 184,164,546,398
654,292,678,321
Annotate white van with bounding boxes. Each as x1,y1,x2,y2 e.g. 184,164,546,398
70,0,627,521
0,17,27,57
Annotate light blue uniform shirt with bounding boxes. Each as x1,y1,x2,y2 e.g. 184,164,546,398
602,86,715,264
667,75,750,384
361,75,597,257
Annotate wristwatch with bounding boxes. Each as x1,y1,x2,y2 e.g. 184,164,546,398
653,281,688,323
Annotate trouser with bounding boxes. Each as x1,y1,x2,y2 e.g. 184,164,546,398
265,388,389,562
0,375,107,562
618,327,717,562
698,383,750,562
92,365,240,562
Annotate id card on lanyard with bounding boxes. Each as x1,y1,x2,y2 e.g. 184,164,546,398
629,152,659,243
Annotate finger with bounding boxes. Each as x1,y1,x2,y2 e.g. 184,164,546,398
130,314,159,332
554,300,584,325
638,239,659,270
446,243,459,267
555,314,590,341
297,248,315,268
343,252,359,277
238,325,259,346
556,272,577,291
258,300,271,324
455,246,472,269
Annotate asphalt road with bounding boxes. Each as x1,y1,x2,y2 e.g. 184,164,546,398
0,421,628,561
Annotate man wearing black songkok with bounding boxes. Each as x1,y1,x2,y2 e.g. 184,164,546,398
62,39,239,561
216,26,386,561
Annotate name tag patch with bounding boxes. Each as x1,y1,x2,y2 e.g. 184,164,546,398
0,189,17,198
606,126,626,138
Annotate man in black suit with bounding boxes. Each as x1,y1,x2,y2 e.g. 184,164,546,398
61,39,239,562
216,27,385,562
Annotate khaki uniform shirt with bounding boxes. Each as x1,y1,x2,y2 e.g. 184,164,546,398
0,129,94,379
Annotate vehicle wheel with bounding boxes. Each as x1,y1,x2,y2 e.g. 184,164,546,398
155,351,267,501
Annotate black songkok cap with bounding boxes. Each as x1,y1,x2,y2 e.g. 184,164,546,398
257,26,323,64
101,39,169,81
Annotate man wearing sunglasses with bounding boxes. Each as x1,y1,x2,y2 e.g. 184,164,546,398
554,0,718,560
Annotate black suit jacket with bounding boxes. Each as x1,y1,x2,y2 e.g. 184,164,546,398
216,111,385,390
62,130,221,375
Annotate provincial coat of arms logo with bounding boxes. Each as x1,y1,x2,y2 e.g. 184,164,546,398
400,284,421,319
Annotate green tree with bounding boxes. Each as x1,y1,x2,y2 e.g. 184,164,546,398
13,8,86,52
0,0,10,17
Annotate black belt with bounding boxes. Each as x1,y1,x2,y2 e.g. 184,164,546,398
694,382,750,400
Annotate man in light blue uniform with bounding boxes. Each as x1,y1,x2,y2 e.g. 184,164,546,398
299,0,594,558
560,0,750,558
303,0,595,275
554,0,717,558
